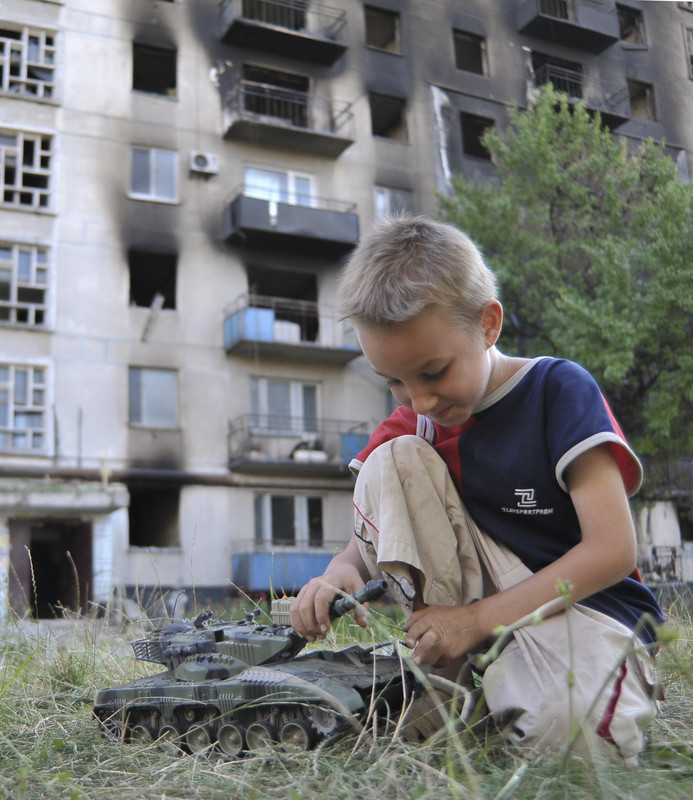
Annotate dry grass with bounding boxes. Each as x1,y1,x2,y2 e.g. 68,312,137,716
0,595,692,800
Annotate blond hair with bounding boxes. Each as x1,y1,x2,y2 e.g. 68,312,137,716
337,215,498,328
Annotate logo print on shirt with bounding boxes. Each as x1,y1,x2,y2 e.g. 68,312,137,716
514,488,537,508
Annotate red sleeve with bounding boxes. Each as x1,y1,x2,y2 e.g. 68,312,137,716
349,406,418,474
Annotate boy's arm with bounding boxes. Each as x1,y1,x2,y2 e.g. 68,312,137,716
403,443,638,667
290,536,372,640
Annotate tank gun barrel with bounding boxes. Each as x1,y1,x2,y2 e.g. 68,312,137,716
329,579,388,619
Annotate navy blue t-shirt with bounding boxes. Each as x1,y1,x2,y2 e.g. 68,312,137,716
352,357,664,643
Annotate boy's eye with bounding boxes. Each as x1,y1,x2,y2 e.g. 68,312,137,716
423,366,447,381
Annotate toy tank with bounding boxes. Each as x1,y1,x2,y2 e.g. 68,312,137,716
93,580,422,756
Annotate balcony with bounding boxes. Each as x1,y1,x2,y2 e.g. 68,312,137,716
223,79,355,157
220,0,348,65
517,0,620,53
231,541,342,593
224,295,360,364
533,64,630,130
223,187,359,255
227,414,370,475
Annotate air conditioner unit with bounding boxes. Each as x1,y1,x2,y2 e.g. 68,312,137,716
189,151,220,175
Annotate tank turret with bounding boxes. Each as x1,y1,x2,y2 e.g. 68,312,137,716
94,580,422,756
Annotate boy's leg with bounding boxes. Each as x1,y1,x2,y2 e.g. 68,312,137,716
482,604,659,762
353,435,530,616
353,436,658,759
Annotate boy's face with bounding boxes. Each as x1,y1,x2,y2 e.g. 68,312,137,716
356,304,502,428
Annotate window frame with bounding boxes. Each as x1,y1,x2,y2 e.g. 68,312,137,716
132,41,177,97
364,5,401,54
0,128,52,211
128,366,179,429
374,185,413,219
244,166,315,212
254,493,324,549
0,361,50,453
452,28,487,75
250,377,318,434
0,24,57,100
0,241,51,327
129,146,178,203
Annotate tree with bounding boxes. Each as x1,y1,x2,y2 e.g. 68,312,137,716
439,84,693,498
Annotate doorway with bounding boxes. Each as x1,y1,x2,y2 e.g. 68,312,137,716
8,519,92,618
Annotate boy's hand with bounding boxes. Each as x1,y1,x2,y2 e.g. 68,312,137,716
290,569,367,641
403,604,483,668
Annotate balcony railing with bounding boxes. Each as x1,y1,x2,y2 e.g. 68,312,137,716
220,0,348,64
533,65,630,129
223,80,354,157
223,185,359,255
228,414,370,473
517,0,620,52
534,63,583,100
231,540,345,593
224,294,360,363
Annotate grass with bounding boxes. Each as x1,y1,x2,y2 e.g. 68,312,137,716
0,595,692,800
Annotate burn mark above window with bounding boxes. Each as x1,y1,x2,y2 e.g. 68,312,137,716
132,42,176,97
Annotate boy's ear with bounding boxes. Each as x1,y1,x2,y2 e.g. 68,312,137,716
481,300,503,347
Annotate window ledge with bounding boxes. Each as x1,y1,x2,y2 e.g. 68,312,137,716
128,423,181,432
0,91,59,106
131,90,178,102
128,194,179,206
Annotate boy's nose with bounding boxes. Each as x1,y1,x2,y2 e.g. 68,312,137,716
409,389,437,415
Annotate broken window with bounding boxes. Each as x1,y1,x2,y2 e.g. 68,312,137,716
132,42,176,96
628,79,656,120
130,147,177,201
365,6,401,53
531,52,583,99
128,249,177,309
128,485,180,547
254,494,323,548
461,112,494,159
0,363,47,451
247,263,319,341
617,4,645,45
0,129,51,209
242,64,309,128
251,377,317,432
369,92,407,140
129,367,178,427
453,29,487,75
375,185,412,219
0,25,56,99
0,242,49,326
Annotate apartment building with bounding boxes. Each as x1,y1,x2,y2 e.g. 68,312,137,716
1,0,691,618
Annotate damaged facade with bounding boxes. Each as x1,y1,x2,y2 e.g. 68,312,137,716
1,0,692,619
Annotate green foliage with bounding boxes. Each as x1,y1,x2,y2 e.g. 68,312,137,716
439,85,693,496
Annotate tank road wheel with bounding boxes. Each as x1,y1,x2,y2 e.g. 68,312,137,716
186,725,213,755
245,721,276,751
280,719,316,752
130,724,154,746
157,724,184,756
309,708,340,737
218,722,246,757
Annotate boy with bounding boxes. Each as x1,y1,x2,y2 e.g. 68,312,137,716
290,216,663,760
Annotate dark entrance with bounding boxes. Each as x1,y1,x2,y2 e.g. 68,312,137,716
8,519,92,618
